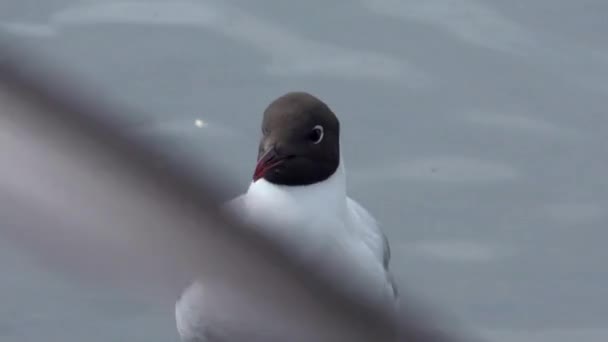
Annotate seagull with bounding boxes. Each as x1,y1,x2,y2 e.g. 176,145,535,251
175,92,398,341
1,58,475,342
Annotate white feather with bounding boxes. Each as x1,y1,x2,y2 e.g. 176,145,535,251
176,160,397,341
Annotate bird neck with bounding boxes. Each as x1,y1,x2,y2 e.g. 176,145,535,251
248,158,347,216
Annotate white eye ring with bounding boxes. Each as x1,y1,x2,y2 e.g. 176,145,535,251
311,125,324,144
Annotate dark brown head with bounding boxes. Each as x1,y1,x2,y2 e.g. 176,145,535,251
253,92,340,186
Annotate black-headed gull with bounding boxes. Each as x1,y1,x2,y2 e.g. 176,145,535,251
176,92,398,341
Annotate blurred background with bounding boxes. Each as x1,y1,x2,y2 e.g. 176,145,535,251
1,1,607,341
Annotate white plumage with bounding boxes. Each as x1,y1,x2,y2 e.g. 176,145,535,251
176,159,397,341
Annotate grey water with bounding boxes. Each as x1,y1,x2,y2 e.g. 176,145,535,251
1,1,607,341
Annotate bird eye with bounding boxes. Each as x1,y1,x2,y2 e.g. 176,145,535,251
309,125,324,144
262,127,269,135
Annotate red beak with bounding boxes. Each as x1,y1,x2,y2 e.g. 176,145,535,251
253,148,284,182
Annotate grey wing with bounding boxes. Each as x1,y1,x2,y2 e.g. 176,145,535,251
346,197,392,270
346,198,398,299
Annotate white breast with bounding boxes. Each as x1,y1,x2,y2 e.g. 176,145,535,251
176,162,397,341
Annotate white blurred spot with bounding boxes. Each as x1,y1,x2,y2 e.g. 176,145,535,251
194,119,207,128
133,118,237,138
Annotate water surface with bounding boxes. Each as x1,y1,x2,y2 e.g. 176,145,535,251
1,1,607,341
